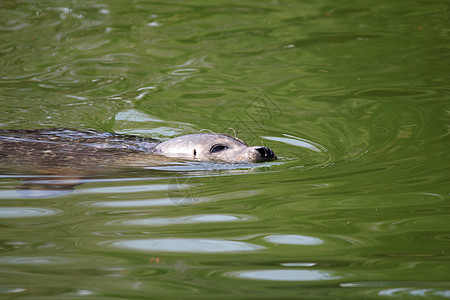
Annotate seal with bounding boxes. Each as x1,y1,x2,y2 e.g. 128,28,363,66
0,129,276,197
154,133,276,163
0,128,276,170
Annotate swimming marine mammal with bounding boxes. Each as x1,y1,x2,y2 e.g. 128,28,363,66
0,129,276,196
154,133,275,162
0,128,276,171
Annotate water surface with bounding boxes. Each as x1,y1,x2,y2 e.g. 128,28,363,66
0,0,449,299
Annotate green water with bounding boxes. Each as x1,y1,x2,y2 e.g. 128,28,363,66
0,0,449,299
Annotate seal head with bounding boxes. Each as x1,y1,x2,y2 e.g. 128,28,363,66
154,133,276,163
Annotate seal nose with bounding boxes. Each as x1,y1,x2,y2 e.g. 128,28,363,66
255,147,276,160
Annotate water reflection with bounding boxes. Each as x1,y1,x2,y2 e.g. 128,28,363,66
88,198,186,208
0,0,448,298
226,269,339,281
281,262,317,267
0,207,61,218
102,238,265,253
0,254,125,265
341,282,450,298
263,134,325,153
0,256,71,265
378,288,450,298
264,234,324,245
77,184,171,194
0,288,26,295
107,214,251,226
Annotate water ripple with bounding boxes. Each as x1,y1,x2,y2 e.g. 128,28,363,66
225,269,340,282
107,214,251,226
263,134,325,153
0,254,123,265
101,238,265,253
0,207,61,218
77,184,171,194
264,234,324,246
341,282,450,298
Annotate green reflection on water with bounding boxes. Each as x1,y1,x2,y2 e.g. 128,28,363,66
0,0,449,299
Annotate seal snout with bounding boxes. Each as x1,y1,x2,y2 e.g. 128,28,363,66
255,147,276,160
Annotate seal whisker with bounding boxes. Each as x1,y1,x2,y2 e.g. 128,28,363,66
227,127,237,138
199,129,216,134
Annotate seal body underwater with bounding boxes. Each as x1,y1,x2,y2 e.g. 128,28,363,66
0,128,276,167
0,129,276,196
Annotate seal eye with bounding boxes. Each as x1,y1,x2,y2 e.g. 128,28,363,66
210,144,228,153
